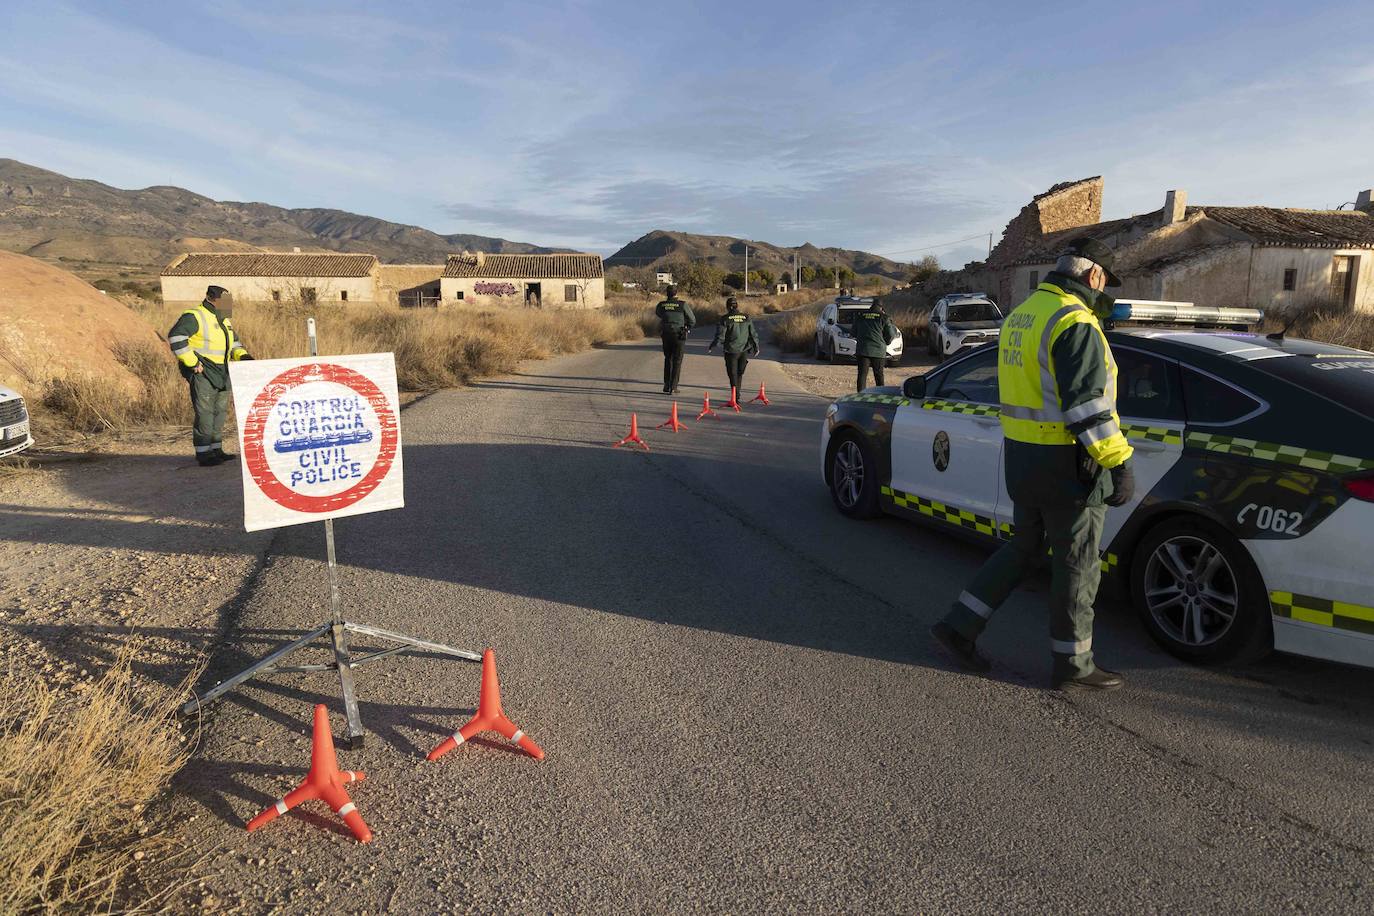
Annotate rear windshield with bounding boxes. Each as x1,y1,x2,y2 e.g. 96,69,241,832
948,302,1001,322
1257,349,1374,420
837,307,867,326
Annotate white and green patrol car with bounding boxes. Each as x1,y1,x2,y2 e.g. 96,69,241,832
0,384,33,459
820,310,1374,670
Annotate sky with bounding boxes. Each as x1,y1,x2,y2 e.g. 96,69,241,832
1,0,1371,267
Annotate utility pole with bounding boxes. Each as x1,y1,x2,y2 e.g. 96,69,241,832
988,232,993,259
744,245,750,296
793,251,799,291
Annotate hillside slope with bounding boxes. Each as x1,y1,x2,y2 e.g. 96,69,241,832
0,159,562,274
606,229,907,280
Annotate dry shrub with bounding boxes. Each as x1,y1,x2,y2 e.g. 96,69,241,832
771,303,827,353
0,646,191,913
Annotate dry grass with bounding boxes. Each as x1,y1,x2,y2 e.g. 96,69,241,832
38,300,647,435
1272,309,1374,351
0,646,192,913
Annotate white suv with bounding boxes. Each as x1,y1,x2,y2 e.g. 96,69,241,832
814,298,904,362
0,385,33,459
927,294,1003,361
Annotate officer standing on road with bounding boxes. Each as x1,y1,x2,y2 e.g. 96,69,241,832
707,295,760,392
930,237,1135,690
167,285,253,466
655,284,695,394
851,298,898,392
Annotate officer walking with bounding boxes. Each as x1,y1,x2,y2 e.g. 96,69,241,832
707,296,760,392
167,285,253,466
930,237,1135,690
654,284,695,394
851,299,898,392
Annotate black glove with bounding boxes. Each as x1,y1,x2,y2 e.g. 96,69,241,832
1106,461,1135,507
240,353,255,360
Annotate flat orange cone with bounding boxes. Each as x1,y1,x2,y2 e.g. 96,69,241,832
749,382,771,405
614,412,649,450
428,649,545,761
725,386,741,412
246,704,372,843
656,401,687,432
696,392,719,421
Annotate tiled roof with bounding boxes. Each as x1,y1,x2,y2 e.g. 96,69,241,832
1199,207,1374,248
162,252,378,277
443,253,603,279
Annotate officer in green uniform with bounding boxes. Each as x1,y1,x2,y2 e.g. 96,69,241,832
707,296,760,392
851,299,898,392
167,285,253,466
930,237,1135,690
654,285,695,393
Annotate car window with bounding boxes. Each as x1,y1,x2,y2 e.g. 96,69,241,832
932,348,999,404
1181,366,1263,425
947,302,1001,322
1114,347,1185,421
838,308,865,327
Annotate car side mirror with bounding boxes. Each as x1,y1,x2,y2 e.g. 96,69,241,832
930,315,940,324
826,318,835,325
902,376,927,399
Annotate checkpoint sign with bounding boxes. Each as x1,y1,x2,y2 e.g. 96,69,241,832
229,353,404,532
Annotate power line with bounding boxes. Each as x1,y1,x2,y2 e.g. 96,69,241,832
878,232,993,258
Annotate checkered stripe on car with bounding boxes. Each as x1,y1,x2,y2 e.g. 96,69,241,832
1120,423,1183,445
880,486,999,536
1271,591,1374,635
921,399,999,417
1185,432,1374,473
837,393,909,406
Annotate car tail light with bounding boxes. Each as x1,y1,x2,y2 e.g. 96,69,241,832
1343,475,1374,502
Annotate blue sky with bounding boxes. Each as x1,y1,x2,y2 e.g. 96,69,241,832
1,1,1370,266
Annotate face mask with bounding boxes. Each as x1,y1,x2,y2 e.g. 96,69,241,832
1091,292,1115,321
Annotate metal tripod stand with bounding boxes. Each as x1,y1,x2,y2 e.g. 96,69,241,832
178,318,479,748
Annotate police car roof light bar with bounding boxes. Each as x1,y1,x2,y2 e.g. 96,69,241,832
1109,299,1264,329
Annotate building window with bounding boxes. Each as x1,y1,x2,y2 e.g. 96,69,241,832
565,284,578,303
301,287,317,304
455,290,464,300
1282,268,1296,292
1028,271,1040,291
272,289,281,302
340,290,348,302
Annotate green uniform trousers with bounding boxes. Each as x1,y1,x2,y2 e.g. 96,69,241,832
942,499,1106,678
188,370,230,458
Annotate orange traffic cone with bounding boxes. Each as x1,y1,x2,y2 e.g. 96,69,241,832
614,412,649,450
749,382,771,405
246,704,372,843
725,386,742,412
656,401,687,432
428,649,545,761
696,392,719,421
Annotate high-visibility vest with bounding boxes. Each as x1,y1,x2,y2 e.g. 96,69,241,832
168,304,246,368
997,283,1132,468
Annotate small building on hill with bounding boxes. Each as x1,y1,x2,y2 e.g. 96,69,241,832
161,252,381,306
440,252,605,309
987,178,1374,312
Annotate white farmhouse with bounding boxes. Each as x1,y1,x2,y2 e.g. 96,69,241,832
161,252,380,306
440,252,605,309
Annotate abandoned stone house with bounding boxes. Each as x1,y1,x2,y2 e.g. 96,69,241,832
986,177,1374,313
439,252,605,309
160,251,449,307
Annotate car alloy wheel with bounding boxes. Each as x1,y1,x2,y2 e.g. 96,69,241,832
1142,534,1239,648
833,440,865,509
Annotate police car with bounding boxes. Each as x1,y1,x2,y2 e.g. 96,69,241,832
0,384,33,459
820,302,1374,670
814,297,904,363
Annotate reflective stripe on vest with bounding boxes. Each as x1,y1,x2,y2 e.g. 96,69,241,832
997,285,1119,446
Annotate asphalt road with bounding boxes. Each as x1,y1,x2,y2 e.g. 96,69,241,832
178,332,1374,914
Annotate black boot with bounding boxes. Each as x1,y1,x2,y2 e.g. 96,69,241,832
929,622,992,673
197,453,225,467
1053,666,1124,691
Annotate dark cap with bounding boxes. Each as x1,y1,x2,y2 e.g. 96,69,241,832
726,295,739,310
1060,236,1121,287
664,284,677,298
206,285,228,300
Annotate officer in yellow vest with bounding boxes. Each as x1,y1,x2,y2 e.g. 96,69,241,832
931,237,1135,690
167,285,253,466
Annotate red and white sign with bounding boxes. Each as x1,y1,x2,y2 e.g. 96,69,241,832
229,354,404,532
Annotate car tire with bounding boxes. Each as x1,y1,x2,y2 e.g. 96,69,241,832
827,433,881,519
1129,516,1272,664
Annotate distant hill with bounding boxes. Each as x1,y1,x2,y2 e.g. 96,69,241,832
0,159,564,278
605,229,907,280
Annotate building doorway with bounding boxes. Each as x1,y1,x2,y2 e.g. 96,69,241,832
525,282,542,308
1332,256,1355,309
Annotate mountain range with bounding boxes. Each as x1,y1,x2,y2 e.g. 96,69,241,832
0,158,906,282
606,229,906,280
